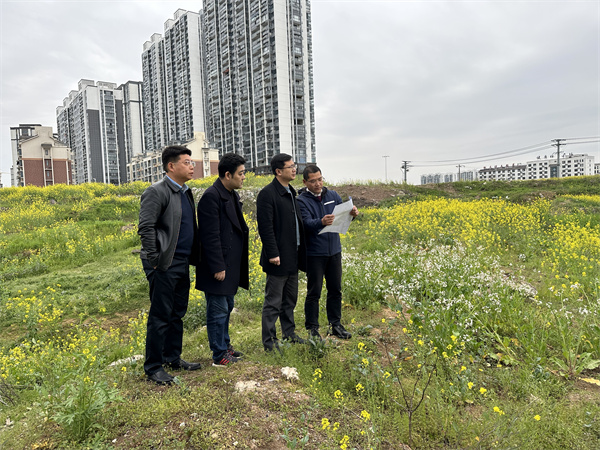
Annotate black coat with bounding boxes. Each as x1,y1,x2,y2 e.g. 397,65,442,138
256,177,306,275
196,178,249,295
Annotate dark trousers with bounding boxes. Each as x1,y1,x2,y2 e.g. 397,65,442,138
305,252,343,330
142,255,190,375
262,273,298,350
205,293,234,361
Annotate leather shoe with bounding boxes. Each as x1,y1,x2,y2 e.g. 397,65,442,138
265,339,281,352
308,328,323,341
330,324,352,340
283,333,306,344
147,368,174,385
166,359,201,371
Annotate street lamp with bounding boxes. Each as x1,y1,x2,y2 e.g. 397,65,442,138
382,155,390,183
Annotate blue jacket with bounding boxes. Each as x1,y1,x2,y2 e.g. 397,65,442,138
297,187,343,257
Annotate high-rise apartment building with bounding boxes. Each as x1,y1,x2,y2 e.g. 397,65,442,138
10,124,72,187
142,9,206,154
120,81,146,181
56,79,144,184
202,0,316,173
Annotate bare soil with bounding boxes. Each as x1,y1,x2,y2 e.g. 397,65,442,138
331,184,409,208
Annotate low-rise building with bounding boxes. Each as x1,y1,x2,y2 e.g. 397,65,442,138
10,124,72,187
128,131,219,183
479,163,527,182
421,153,597,184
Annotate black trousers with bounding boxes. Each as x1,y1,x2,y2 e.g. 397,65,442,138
262,273,298,350
142,255,190,375
304,252,343,330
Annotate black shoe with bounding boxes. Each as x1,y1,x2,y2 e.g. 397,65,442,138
166,359,201,371
330,324,352,340
265,339,281,352
308,328,322,341
227,344,244,358
283,333,306,344
147,368,174,385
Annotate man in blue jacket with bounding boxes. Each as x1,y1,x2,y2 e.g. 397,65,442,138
196,153,249,366
138,145,202,385
257,154,307,351
297,164,359,341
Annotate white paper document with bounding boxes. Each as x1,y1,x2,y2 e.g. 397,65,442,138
318,198,354,235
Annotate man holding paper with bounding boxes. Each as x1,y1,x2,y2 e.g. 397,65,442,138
297,165,359,341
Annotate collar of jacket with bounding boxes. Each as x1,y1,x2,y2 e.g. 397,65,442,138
299,186,328,200
163,176,185,193
214,177,237,200
272,177,297,197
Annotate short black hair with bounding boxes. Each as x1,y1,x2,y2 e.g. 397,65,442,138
303,164,321,180
162,145,192,172
219,153,246,178
270,153,293,174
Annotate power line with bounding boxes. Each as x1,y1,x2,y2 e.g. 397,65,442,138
412,145,554,167
563,140,600,146
412,140,553,165
559,136,600,141
410,137,599,168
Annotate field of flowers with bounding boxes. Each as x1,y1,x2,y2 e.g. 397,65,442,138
1,179,599,449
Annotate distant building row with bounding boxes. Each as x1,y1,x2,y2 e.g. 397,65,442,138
10,123,218,187
10,2,316,187
421,153,600,185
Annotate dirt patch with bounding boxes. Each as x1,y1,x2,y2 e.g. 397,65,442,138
331,184,409,208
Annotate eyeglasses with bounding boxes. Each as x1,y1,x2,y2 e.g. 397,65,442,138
283,164,297,170
306,177,323,184
178,160,196,167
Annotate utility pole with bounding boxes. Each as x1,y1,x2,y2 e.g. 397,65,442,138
552,139,565,178
456,164,464,182
382,155,390,183
401,160,410,184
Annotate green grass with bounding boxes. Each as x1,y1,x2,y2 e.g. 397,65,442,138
1,177,600,449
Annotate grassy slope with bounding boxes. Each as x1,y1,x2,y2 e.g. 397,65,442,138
1,176,600,449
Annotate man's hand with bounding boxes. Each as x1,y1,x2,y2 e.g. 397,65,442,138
350,206,359,218
321,214,335,226
269,256,281,266
214,270,226,281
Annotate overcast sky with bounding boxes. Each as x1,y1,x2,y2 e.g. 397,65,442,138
1,0,599,186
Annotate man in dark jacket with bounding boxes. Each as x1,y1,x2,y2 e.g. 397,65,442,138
138,145,202,385
297,164,359,341
257,153,307,351
196,153,249,366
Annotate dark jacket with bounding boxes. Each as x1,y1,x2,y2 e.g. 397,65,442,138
297,187,343,257
196,178,249,295
256,177,306,275
138,176,199,271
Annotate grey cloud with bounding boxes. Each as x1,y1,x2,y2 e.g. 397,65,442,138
1,1,598,186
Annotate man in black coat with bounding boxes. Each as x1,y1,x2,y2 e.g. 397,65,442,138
138,145,202,385
256,153,307,351
196,153,249,366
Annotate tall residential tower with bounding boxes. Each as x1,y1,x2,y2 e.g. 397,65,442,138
202,0,316,173
142,9,206,153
